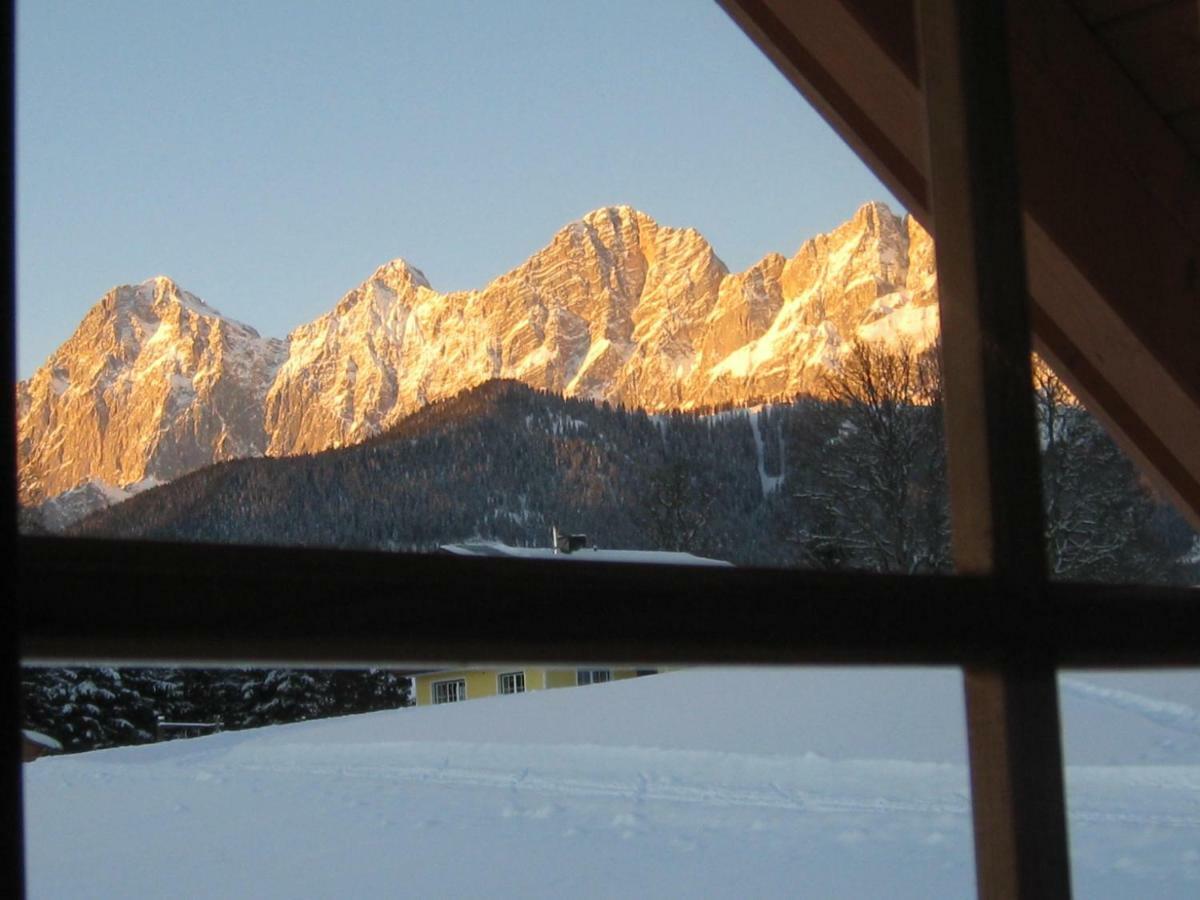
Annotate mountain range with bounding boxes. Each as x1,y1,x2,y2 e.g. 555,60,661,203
18,202,938,513
71,380,785,564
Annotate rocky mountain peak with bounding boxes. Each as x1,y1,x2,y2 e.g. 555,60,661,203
368,258,432,291
21,203,942,519
324,259,432,322
125,275,228,321
848,199,899,230
139,273,186,297
580,203,645,228
18,277,285,506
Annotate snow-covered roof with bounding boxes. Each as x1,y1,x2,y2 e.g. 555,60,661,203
22,729,62,751
440,540,733,567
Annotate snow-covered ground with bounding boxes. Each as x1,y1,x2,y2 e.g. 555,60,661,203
23,668,1200,898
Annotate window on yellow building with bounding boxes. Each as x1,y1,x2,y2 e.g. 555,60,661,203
498,671,525,694
431,679,466,704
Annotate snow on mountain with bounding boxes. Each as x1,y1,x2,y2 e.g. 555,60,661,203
261,202,937,455
19,204,939,506
262,259,436,455
22,667,1200,898
18,277,286,507
30,478,140,532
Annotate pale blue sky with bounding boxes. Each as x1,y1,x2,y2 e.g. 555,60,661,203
17,0,899,377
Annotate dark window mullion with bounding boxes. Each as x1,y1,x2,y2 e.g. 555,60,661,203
917,1,1072,898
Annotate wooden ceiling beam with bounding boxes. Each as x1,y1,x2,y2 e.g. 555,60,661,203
1092,0,1200,117
718,0,1200,526
1072,0,1191,28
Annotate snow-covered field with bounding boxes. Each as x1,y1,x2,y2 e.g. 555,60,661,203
23,668,1200,898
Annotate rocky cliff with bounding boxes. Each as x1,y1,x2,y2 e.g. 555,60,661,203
18,277,285,505
262,202,936,455
19,202,938,509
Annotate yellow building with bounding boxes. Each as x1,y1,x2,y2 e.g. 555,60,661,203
412,538,726,706
412,667,655,706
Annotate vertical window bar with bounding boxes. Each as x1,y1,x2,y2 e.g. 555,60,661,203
916,1,1072,898
1,0,25,893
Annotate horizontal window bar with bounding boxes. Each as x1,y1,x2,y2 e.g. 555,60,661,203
19,536,1199,668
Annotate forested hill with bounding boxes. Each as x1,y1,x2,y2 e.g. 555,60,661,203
75,380,783,565
75,370,1197,581
43,369,1197,753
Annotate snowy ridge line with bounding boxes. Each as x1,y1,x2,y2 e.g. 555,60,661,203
1061,677,1200,736
1058,808,1200,829
167,739,971,816
121,754,1200,830
82,737,1200,828
221,761,972,818
204,761,972,819
219,761,1200,828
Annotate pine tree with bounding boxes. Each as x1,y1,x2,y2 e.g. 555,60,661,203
21,667,159,751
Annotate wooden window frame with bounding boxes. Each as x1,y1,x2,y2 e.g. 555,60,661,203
6,2,1199,899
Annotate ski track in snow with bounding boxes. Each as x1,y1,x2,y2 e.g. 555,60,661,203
1061,676,1200,736
69,737,1200,830
22,669,1200,899
200,744,973,819
26,738,1200,899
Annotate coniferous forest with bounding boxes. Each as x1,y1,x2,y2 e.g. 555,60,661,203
22,350,1198,752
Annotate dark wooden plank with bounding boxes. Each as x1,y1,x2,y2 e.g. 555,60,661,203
18,536,1200,668
1072,0,1178,25
835,0,921,83
917,1,1073,897
1096,0,1200,115
1168,107,1200,151
16,535,1000,667
1007,0,1200,528
1049,581,1200,667
918,7,1047,586
963,667,1075,898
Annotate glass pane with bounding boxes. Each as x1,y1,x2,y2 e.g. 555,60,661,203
1034,361,1199,586
23,666,974,897
1058,669,1200,897
15,0,953,577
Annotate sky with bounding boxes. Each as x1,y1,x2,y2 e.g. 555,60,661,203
16,0,900,378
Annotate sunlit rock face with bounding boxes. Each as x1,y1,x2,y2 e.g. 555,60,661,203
18,202,939,509
262,259,437,456
18,277,285,505
694,201,937,406
264,203,937,455
261,207,727,455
